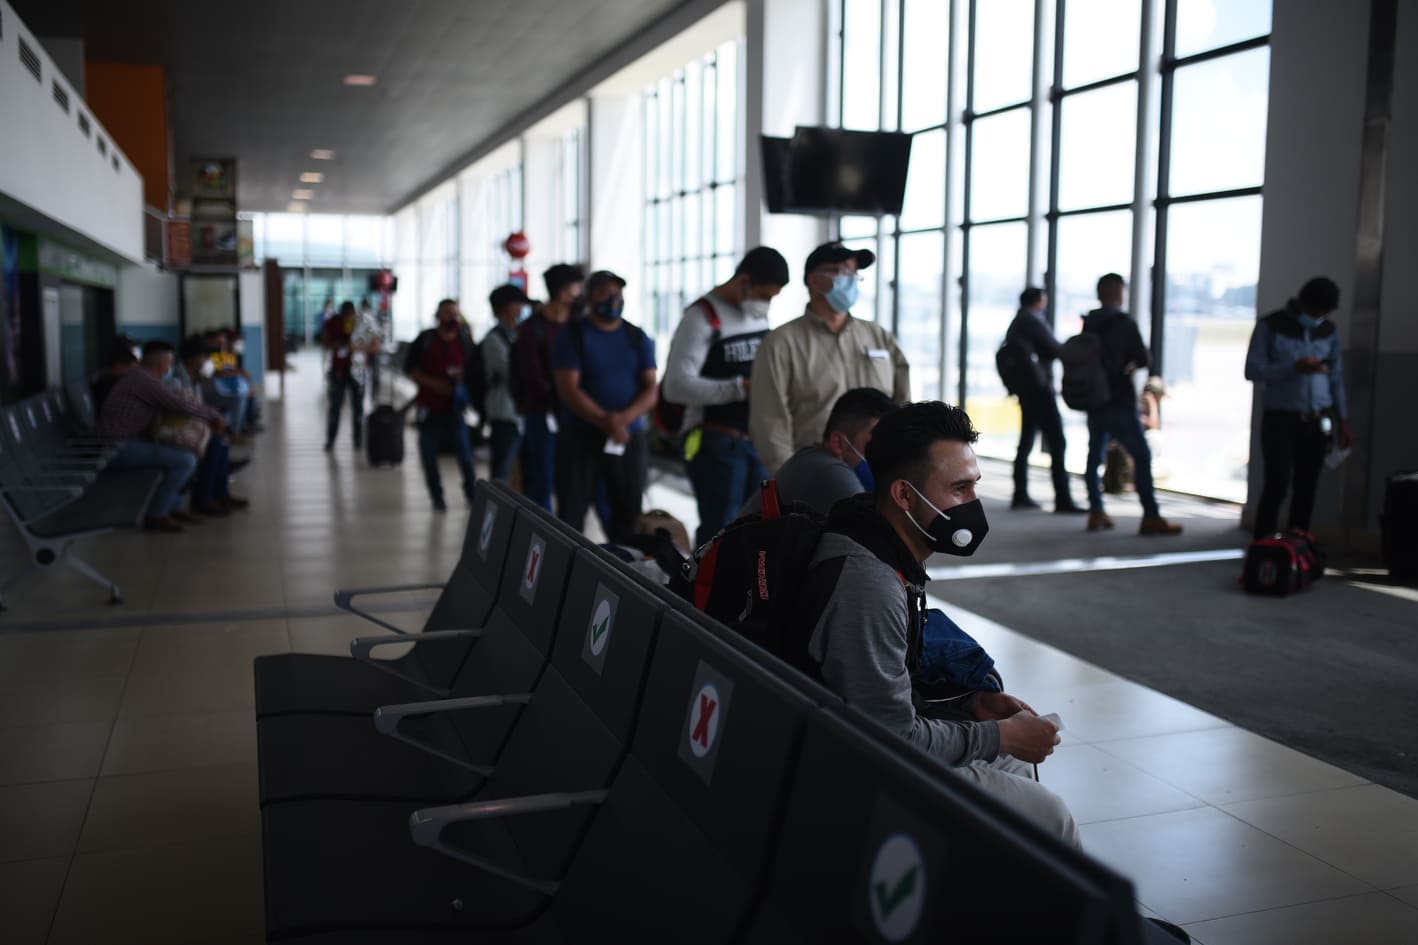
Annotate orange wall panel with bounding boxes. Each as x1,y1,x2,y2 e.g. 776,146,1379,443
84,62,170,211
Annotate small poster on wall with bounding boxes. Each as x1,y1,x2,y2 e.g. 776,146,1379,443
167,220,192,269
191,157,236,200
192,220,239,266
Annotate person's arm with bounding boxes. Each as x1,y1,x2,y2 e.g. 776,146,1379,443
1124,319,1150,374
662,303,742,406
1243,321,1296,384
137,371,224,425
554,368,609,430
810,556,1000,766
1023,314,1064,361
520,322,554,405
404,334,451,395
889,333,912,402
748,334,795,473
605,335,659,443
1326,333,1353,447
483,332,511,388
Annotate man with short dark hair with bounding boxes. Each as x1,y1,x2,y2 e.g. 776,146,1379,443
1004,287,1084,514
749,242,911,474
664,246,789,544
1245,276,1352,538
794,401,1078,843
405,299,477,512
321,300,381,452
1081,273,1182,535
516,263,585,511
551,270,657,542
739,387,896,518
98,340,226,532
482,283,532,483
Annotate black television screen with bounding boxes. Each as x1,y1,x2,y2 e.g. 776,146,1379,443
787,127,913,216
760,136,794,214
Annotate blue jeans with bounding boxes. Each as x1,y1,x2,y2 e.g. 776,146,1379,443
192,437,231,507
417,408,475,504
1085,403,1159,517
326,375,365,447
687,430,768,546
520,412,557,512
488,419,522,484
109,439,198,518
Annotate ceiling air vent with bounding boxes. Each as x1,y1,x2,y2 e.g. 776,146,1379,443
78,113,91,137
97,137,107,157
53,81,69,113
18,37,41,82
111,155,120,172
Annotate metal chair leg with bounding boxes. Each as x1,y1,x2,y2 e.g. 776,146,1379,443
59,549,123,605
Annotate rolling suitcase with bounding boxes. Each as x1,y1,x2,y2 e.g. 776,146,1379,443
365,355,405,467
1381,470,1418,584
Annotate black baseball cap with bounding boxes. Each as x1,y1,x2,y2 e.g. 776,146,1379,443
488,283,531,310
803,242,876,283
585,270,627,293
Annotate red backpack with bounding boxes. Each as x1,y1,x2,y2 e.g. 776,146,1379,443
1242,528,1323,596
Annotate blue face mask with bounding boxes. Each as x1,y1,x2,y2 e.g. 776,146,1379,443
592,297,624,321
824,273,859,312
1298,313,1323,331
843,440,875,492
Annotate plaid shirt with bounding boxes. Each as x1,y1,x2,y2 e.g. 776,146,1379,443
97,367,221,440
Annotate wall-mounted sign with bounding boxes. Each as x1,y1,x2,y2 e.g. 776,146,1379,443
167,220,192,269
191,157,236,200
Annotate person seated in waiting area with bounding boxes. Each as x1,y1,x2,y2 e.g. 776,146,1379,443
97,340,227,533
739,386,897,518
205,327,263,439
792,401,1079,845
166,336,249,517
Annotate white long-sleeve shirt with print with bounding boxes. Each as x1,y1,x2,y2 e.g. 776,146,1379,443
660,293,770,432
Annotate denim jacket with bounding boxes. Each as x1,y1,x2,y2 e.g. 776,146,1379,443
1244,303,1348,420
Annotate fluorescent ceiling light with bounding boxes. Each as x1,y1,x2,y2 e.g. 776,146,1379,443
287,202,307,212
343,74,377,87
299,172,324,183
292,189,314,200
310,149,335,160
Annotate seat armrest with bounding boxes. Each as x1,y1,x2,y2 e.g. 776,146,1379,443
408,790,610,895
372,692,533,734
333,582,448,635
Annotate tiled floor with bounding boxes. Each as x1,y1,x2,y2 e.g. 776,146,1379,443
0,351,1415,944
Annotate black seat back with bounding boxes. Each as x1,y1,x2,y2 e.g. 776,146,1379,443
742,705,1145,945
547,610,811,943
63,382,99,433
0,409,65,522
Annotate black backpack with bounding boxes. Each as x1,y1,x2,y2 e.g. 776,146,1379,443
1058,332,1112,411
1242,528,1323,596
507,319,544,412
669,481,827,674
995,337,1033,397
464,339,489,424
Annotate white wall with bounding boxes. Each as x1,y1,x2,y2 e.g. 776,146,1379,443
0,0,143,261
116,262,180,335
587,93,645,315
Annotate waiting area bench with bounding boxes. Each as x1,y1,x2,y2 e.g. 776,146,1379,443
0,390,159,609
253,480,1165,943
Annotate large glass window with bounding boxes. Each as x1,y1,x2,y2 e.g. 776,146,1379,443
1168,47,1269,196
643,41,741,344
1057,82,1138,211
1061,0,1142,88
965,222,1028,455
900,128,946,231
969,109,1031,222
900,0,948,131
897,231,945,402
841,0,883,130
1174,0,1271,59
971,0,1034,112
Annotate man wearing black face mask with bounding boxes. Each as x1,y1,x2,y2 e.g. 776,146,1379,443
794,401,1079,844
551,270,658,542
405,299,477,512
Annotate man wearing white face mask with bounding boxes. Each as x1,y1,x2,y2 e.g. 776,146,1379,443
792,401,1079,844
480,284,533,483
749,242,911,475
663,247,789,545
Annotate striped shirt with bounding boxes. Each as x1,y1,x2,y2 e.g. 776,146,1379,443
97,367,221,440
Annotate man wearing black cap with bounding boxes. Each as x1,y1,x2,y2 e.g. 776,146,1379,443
663,246,789,545
748,242,911,474
482,283,532,483
551,270,658,542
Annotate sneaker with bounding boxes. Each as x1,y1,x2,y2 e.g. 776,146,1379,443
143,516,184,533
1054,503,1089,515
220,495,250,510
191,502,229,517
169,509,204,525
1086,511,1115,532
1010,496,1042,510
1139,515,1183,536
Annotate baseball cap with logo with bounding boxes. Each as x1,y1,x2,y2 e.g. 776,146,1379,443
803,242,876,284
585,270,628,294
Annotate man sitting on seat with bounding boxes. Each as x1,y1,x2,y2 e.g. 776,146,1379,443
795,401,1079,844
97,340,226,533
739,387,896,518
169,336,249,517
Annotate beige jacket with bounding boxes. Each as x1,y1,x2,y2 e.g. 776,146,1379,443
748,309,911,473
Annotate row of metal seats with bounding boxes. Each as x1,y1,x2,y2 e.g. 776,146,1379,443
253,481,1151,944
0,388,157,609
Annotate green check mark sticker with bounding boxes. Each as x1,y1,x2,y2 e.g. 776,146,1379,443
591,616,609,645
868,834,924,942
587,598,613,657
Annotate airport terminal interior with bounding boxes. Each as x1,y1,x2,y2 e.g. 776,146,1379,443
1,1,1416,943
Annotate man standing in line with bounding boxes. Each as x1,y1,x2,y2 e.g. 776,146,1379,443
1244,276,1352,538
1080,273,1182,535
551,270,657,542
405,299,477,512
321,300,381,452
516,263,584,512
481,283,532,484
1002,287,1085,514
749,242,911,474
662,247,788,545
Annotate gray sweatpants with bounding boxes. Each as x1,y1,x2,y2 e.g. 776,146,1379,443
957,754,1082,848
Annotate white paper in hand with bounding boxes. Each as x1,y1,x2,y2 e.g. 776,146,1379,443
1040,712,1063,730
1324,447,1351,470
603,440,626,456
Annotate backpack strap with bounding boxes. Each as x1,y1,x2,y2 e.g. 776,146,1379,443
694,297,722,333
760,480,782,520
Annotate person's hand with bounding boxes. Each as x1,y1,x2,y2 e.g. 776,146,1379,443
996,711,1060,764
604,412,631,445
972,692,1035,721
1338,420,1354,449
427,378,454,397
741,377,752,395
1296,357,1329,375
210,415,227,435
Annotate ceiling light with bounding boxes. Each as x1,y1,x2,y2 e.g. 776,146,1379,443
299,172,324,184
343,74,377,87
287,202,307,212
292,189,314,200
310,149,335,160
